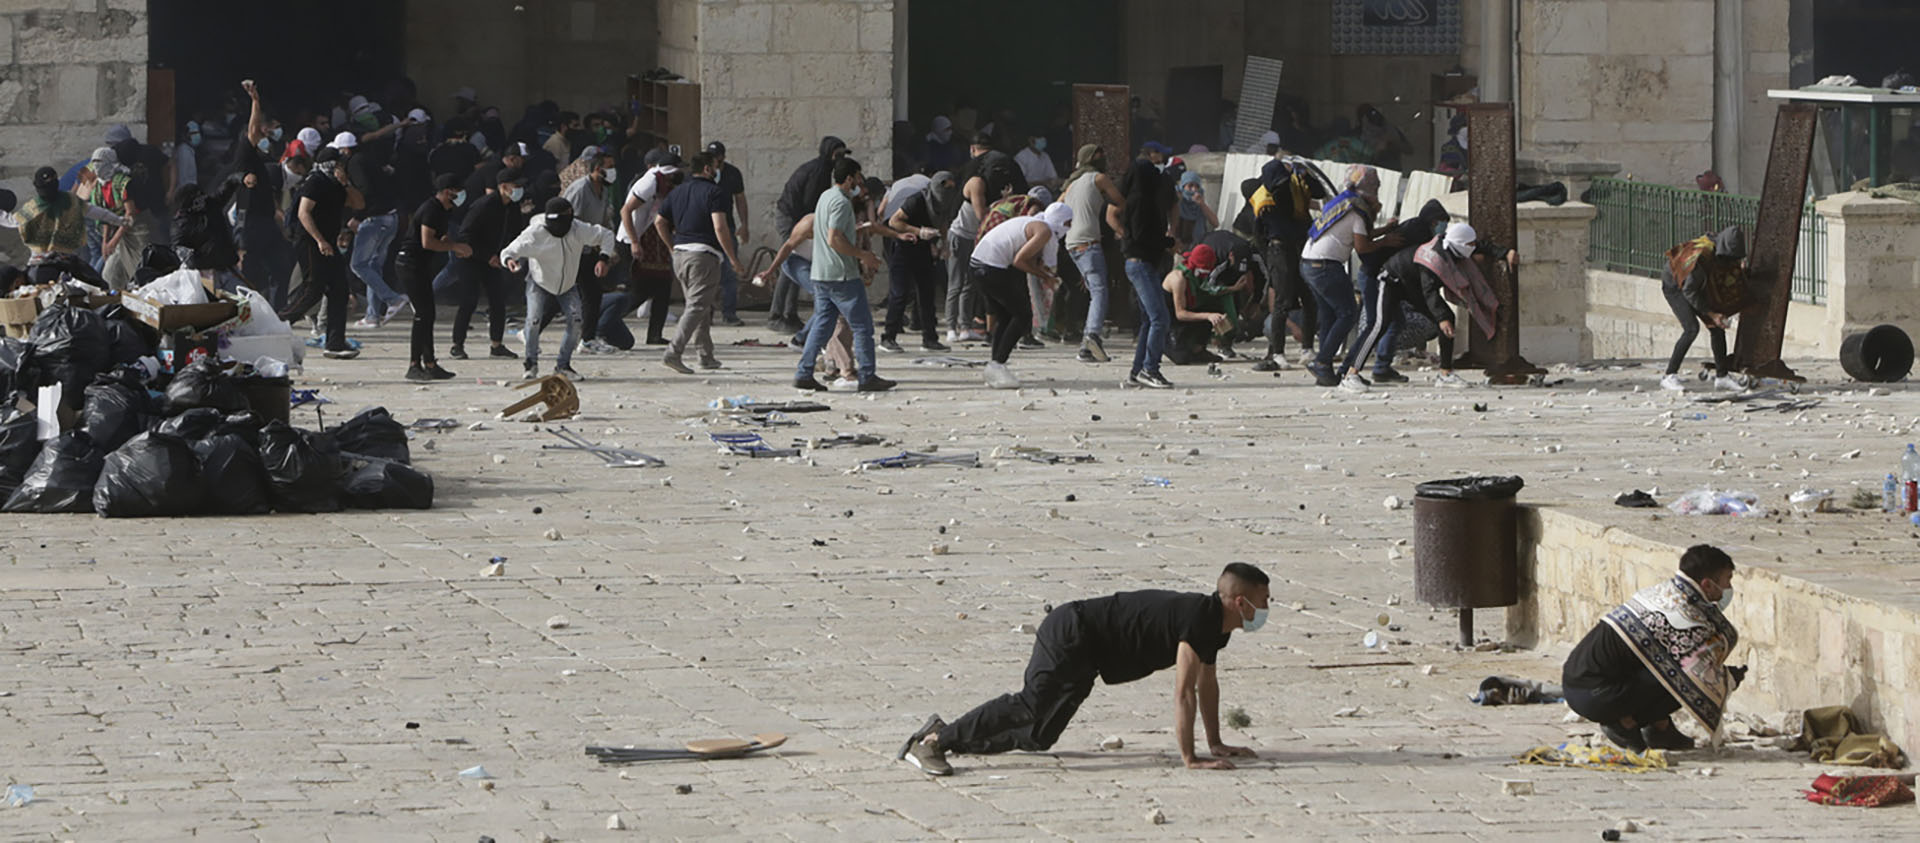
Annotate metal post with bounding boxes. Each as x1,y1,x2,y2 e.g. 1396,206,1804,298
1458,608,1474,648
1462,103,1545,383
1734,103,1818,381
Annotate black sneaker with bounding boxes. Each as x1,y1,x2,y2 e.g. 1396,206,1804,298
1306,362,1338,387
793,375,828,392
523,360,539,379
1371,367,1410,383
858,375,897,392
645,337,670,346
879,337,905,354
896,714,950,761
448,344,468,360
1017,335,1044,350
661,354,694,374
1601,721,1649,754
490,345,519,359
698,356,724,370
424,363,457,380
1076,348,1099,363
722,316,746,327
323,347,360,360
404,365,432,382
1083,335,1110,362
1251,358,1280,373
1139,371,1174,390
921,339,950,352
1641,723,1695,751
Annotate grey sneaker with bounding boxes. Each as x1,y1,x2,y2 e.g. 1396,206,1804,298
897,714,952,776
698,356,724,370
661,354,694,374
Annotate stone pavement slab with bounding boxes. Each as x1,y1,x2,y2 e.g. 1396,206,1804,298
1,321,1917,840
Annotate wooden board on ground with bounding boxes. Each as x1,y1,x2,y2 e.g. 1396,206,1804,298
585,732,788,764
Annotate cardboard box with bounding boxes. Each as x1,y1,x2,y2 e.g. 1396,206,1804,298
0,296,41,328
121,293,240,334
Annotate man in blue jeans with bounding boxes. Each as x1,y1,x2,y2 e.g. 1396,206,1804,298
348,134,406,327
1296,166,1400,390
792,157,896,393
1117,141,1176,389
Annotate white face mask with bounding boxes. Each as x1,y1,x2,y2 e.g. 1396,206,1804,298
1715,584,1734,611
1238,598,1269,633
602,167,617,182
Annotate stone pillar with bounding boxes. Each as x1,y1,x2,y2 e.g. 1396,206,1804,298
672,0,896,259
1819,192,1920,342
0,2,148,184
1513,201,1596,364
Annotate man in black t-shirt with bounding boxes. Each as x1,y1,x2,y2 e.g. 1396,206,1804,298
395,173,471,381
1118,142,1177,387
899,563,1271,777
654,152,745,374
290,147,357,358
881,172,956,353
707,141,750,326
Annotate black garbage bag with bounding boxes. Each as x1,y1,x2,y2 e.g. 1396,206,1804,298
216,412,265,448
97,303,160,367
154,407,224,440
258,420,343,513
162,358,249,416
0,338,33,398
3,430,106,513
194,429,271,515
341,456,434,510
0,398,39,500
28,303,109,409
1414,475,1526,500
79,377,153,453
92,431,203,517
334,406,410,464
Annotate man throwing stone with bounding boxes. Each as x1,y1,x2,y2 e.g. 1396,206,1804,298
898,563,1270,776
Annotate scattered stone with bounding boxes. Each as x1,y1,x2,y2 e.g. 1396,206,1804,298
1602,830,1622,842
1014,623,1038,634
1382,495,1404,510
1146,807,1166,825
1614,819,1639,833
1420,665,1437,675
546,615,570,629
532,506,543,514
1697,767,1718,777
1101,735,1125,750
482,562,506,577
1501,779,1534,796
955,612,967,620
674,784,694,795
492,454,507,464
1331,706,1362,718
1385,678,1408,689
468,421,488,431
1224,707,1252,728
607,813,626,830
543,528,562,541
930,543,949,555
1065,493,1076,502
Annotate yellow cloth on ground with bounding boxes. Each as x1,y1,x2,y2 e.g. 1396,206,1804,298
1516,742,1668,773
1799,706,1906,768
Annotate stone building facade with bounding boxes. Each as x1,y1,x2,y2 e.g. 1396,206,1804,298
0,0,147,184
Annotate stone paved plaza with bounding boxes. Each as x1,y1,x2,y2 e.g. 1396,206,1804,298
2,320,1917,842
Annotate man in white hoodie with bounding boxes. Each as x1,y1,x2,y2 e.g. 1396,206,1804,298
501,197,617,380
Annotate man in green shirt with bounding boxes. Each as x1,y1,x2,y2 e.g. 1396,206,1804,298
793,157,894,392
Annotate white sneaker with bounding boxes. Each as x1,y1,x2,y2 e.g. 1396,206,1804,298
1434,372,1470,388
1269,354,1296,370
1338,373,1371,394
831,377,859,391
1712,375,1746,392
350,318,380,330
577,339,618,355
983,361,1021,389
1660,374,1686,392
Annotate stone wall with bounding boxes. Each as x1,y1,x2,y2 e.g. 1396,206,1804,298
0,0,147,185
1737,0,1793,194
1518,0,1717,186
671,0,895,256
1586,269,1834,362
1509,506,1920,749
405,0,659,126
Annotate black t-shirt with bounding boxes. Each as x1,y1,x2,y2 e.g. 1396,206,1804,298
1563,621,1653,692
1200,230,1254,286
296,174,347,249
1119,158,1172,260
235,142,278,220
1074,590,1231,685
895,191,937,254
457,191,515,257
403,197,452,254
349,147,398,217
662,175,731,250
716,162,745,229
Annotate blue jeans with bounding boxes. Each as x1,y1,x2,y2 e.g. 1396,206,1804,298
1300,258,1357,370
1070,243,1109,340
598,292,637,349
781,255,815,345
351,212,402,320
1124,257,1169,376
524,282,581,371
796,277,876,380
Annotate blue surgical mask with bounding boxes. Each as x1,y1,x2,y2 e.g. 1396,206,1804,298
188,132,202,148
271,126,284,142
1715,585,1734,611
454,190,468,206
257,137,271,153
508,186,525,202
850,184,862,197
1033,138,1048,152
1239,599,1269,633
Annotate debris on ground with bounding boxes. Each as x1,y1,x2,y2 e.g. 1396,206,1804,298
500,374,579,421
1225,707,1252,728
1146,807,1166,825
1613,490,1658,508
797,433,887,449
994,445,1097,464
1469,675,1565,705
1668,488,1764,516
711,432,802,458
1101,735,1125,750
854,451,980,471
542,426,665,468
457,765,493,779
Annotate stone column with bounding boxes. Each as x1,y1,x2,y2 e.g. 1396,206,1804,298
1819,192,1920,341
1513,201,1596,364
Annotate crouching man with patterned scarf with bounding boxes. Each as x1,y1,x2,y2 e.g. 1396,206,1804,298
1561,544,1747,754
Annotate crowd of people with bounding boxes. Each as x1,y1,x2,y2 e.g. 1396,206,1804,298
14,78,1753,395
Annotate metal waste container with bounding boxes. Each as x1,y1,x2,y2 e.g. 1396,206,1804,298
1413,476,1524,646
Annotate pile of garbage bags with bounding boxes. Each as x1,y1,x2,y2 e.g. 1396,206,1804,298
0,300,431,517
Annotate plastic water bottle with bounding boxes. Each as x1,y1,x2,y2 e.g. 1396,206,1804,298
1886,474,1902,513
1903,445,1920,513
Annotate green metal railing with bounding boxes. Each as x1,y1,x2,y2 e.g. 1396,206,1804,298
1587,177,1827,305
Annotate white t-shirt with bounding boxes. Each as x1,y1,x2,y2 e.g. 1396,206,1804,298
1015,147,1058,185
1301,211,1366,262
616,166,677,244
971,216,1058,271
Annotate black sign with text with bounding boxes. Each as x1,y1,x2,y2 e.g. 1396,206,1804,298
1363,0,1436,27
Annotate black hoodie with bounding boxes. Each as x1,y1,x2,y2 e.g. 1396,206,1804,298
775,136,847,238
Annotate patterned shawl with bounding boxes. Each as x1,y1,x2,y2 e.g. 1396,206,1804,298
1413,238,1499,339
1600,574,1739,733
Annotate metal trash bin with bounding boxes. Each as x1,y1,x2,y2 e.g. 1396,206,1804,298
1413,476,1524,646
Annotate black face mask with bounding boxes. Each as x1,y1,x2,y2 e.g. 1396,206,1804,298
545,214,574,236
1091,156,1108,172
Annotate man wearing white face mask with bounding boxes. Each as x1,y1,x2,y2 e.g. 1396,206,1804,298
899,563,1270,777
1015,134,1059,191
1562,544,1746,755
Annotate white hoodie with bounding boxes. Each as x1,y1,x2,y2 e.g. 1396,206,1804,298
501,215,618,296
